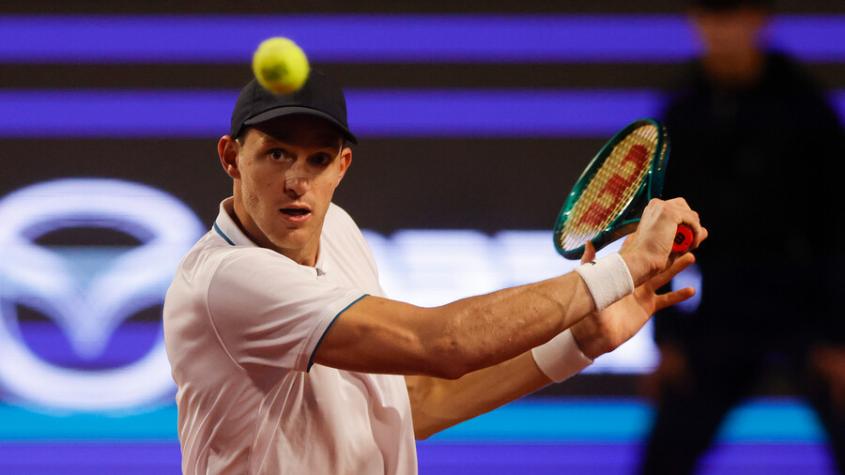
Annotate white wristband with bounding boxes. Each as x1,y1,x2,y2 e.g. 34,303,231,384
574,253,634,312
531,329,593,383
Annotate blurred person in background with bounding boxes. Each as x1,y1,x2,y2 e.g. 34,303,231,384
638,0,845,473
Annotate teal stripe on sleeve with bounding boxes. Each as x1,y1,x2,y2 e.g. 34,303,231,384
306,294,369,371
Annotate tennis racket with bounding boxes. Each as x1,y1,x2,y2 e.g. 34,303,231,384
553,118,693,260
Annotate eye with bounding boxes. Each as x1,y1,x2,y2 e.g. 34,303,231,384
309,153,334,167
268,148,291,161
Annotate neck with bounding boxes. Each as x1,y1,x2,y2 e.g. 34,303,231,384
702,49,765,86
291,242,320,268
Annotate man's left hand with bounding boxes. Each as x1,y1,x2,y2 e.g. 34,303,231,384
571,241,696,359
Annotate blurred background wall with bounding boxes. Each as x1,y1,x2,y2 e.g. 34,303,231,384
0,1,843,473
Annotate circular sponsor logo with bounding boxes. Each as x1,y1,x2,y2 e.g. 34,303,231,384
0,179,203,410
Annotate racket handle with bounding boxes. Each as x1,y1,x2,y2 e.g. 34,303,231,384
672,224,694,253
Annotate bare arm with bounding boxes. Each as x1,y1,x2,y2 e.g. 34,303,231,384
314,272,594,379
406,351,551,439
313,198,706,380
405,251,699,439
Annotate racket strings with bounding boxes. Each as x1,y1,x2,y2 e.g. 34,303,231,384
558,124,659,251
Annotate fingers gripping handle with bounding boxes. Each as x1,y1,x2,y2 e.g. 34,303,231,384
672,224,694,253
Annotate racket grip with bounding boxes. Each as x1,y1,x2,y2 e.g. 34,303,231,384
672,224,694,253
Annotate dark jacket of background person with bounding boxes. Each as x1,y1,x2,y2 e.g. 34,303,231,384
640,49,845,475
656,50,844,353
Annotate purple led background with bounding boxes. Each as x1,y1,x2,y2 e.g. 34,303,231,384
0,15,844,63
0,442,835,475
1,89,844,138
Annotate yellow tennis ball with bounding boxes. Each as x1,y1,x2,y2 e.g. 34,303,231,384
252,37,310,94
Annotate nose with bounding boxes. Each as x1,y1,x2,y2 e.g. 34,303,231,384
284,160,315,197
284,174,311,197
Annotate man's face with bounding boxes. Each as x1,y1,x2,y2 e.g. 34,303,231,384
225,115,351,263
692,7,768,60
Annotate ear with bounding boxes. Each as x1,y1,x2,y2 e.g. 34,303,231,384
335,146,353,186
217,135,241,179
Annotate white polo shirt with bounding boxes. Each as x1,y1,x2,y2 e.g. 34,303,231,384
163,198,417,475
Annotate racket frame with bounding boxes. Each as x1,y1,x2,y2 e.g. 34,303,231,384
553,118,670,260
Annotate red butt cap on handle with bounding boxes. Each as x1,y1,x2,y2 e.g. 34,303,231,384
672,224,694,253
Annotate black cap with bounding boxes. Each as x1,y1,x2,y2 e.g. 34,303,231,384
691,0,773,10
230,70,358,144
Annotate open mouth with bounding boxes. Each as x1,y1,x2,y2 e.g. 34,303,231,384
279,206,312,222
280,208,310,216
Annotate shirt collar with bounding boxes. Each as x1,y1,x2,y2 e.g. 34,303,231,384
213,197,257,247
213,197,328,275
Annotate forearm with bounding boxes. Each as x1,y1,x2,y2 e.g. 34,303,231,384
425,272,595,378
319,254,634,378
406,351,551,439
408,328,594,439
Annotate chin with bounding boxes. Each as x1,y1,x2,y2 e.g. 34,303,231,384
269,229,315,252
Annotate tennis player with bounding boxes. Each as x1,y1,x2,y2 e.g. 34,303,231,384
163,71,707,474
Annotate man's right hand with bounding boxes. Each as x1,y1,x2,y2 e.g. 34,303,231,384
620,198,707,285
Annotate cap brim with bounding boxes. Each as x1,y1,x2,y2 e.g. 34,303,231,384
243,106,358,144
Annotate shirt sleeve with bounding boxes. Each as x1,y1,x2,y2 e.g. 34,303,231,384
205,249,367,372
